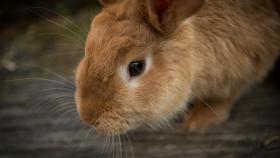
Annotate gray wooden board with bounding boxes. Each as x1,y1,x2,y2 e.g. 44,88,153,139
0,79,280,158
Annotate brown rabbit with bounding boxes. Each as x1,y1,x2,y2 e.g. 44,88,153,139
75,0,280,135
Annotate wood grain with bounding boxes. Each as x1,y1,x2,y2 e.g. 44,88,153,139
1,80,280,158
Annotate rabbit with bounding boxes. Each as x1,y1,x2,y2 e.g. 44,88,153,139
74,0,280,135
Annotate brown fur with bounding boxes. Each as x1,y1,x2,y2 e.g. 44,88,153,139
75,0,280,135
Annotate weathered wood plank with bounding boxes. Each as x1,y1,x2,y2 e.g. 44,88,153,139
1,81,280,158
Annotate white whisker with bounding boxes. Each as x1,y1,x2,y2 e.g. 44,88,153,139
30,7,88,36
38,33,84,48
27,9,85,43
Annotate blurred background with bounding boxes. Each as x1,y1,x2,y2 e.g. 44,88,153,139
1,1,280,158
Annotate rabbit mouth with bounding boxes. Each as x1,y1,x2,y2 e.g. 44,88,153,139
93,117,136,136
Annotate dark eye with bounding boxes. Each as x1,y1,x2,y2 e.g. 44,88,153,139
128,60,145,77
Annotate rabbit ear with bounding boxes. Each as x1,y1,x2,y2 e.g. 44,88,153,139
146,0,205,33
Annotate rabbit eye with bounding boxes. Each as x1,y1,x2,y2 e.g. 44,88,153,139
128,60,145,77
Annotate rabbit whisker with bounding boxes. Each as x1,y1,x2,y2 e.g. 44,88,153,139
6,78,74,90
27,8,85,43
38,33,84,48
30,7,88,36
125,133,134,158
194,95,224,121
55,43,84,51
98,135,108,158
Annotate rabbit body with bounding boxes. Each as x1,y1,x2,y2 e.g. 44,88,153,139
180,1,280,129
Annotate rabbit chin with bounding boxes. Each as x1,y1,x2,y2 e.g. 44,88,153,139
93,115,141,136
94,100,189,136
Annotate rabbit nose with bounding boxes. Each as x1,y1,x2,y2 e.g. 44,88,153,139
94,121,100,126
79,109,100,127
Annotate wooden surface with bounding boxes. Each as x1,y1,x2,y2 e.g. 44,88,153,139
0,6,280,158
1,75,280,158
